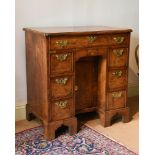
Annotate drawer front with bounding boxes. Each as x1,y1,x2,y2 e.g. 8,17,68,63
49,34,130,50
75,47,107,61
50,75,73,98
107,90,126,110
51,98,73,121
108,48,128,67
50,52,73,74
108,69,127,90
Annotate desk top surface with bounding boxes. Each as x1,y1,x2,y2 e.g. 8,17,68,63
23,26,132,36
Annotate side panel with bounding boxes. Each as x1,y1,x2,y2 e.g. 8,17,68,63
25,31,48,122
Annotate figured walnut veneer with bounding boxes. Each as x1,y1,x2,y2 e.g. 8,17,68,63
24,26,132,139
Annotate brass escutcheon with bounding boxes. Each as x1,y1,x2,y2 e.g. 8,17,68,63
74,85,78,91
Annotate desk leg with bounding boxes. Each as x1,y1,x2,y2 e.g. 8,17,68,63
98,111,111,127
98,108,130,127
64,117,77,135
44,120,63,140
44,117,77,140
98,57,108,126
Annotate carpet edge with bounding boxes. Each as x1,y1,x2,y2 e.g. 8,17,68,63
84,123,138,154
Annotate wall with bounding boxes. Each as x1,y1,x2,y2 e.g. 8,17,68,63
16,0,139,120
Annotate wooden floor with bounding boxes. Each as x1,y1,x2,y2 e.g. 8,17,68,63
16,96,139,153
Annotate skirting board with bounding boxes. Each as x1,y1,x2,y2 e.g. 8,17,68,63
15,83,139,121
128,83,139,97
15,104,26,121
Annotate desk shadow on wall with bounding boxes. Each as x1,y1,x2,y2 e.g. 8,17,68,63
128,67,139,98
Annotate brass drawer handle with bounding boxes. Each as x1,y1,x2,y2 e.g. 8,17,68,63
55,54,68,61
112,70,123,77
113,49,124,57
113,37,124,44
55,100,68,108
55,78,68,85
56,40,68,48
87,36,96,43
112,92,122,98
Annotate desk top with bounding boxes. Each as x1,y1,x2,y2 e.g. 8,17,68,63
23,26,132,36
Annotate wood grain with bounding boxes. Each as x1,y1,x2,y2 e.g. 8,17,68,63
25,31,49,122
24,26,132,139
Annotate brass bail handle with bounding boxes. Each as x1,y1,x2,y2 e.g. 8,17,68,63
112,91,122,98
55,78,68,85
56,40,68,48
87,36,96,43
113,37,124,44
55,100,68,108
113,49,124,57
55,54,68,61
112,70,123,77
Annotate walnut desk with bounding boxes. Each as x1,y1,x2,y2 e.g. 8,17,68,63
23,26,132,139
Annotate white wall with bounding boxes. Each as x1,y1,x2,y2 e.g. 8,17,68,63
16,0,139,106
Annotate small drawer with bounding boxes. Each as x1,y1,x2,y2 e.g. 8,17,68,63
108,69,127,90
50,98,74,121
108,48,128,67
49,52,73,74
75,47,107,61
107,91,126,110
50,75,73,98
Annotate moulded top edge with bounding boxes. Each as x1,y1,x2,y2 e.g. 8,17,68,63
23,26,132,36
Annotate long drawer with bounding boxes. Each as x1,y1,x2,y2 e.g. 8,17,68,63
49,33,130,50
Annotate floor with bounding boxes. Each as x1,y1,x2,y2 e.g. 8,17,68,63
16,96,139,153
84,96,139,153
